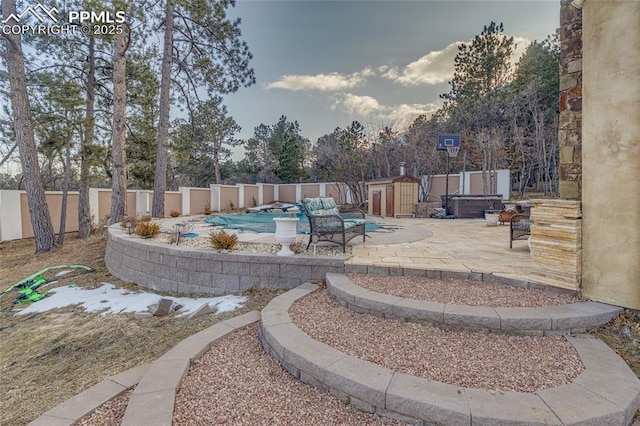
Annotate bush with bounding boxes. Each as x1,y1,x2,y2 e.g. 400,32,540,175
169,210,181,218
136,221,160,239
139,214,152,223
203,202,212,215
210,229,238,251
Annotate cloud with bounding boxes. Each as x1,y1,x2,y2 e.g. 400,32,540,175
382,41,462,86
385,102,441,129
510,36,531,68
266,67,374,91
383,35,532,87
333,93,440,132
338,93,383,116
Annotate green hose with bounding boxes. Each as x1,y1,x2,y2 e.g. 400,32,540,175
0,265,93,298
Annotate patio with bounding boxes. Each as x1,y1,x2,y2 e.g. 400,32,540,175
347,217,532,280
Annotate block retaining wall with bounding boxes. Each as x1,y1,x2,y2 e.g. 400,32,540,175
106,225,346,295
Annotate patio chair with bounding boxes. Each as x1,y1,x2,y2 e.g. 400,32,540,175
301,197,366,253
510,214,533,248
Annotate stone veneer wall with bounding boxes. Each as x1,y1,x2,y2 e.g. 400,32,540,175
529,200,582,291
558,0,583,200
105,225,345,295
530,1,584,295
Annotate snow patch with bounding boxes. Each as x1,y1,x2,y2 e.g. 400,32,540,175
15,283,246,317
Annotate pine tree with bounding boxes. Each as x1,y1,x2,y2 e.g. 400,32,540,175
152,0,255,217
1,0,56,252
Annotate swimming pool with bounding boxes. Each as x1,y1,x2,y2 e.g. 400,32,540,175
204,212,381,234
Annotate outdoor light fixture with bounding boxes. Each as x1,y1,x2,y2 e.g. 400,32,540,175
125,219,132,235
175,223,185,245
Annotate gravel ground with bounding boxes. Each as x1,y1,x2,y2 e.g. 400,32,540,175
74,273,585,423
348,274,580,307
153,232,351,257
289,290,584,393
174,324,400,425
76,388,132,426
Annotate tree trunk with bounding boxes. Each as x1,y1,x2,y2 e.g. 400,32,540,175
152,0,174,218
213,137,221,183
480,131,489,195
110,27,128,224
78,36,95,238
57,139,72,245
3,0,56,253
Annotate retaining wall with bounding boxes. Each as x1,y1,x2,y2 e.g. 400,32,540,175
105,225,346,294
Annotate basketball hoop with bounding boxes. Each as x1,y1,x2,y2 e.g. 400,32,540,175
446,146,460,158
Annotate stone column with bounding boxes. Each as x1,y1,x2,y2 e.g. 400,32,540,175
558,0,583,199
529,200,582,291
581,0,640,310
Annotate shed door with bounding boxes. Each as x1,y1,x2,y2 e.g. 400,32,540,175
385,185,394,217
372,191,381,215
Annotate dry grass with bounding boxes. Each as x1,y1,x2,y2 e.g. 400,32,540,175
0,234,281,426
591,311,640,423
591,311,640,377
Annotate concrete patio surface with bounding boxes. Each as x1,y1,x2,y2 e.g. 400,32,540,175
348,217,532,280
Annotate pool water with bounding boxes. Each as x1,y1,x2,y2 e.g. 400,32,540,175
204,212,381,234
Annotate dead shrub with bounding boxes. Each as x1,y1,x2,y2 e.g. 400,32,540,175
136,221,160,239
210,229,238,251
139,214,152,223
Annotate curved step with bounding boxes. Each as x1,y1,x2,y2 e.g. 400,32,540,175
260,283,640,425
120,310,260,425
28,311,261,426
326,273,623,335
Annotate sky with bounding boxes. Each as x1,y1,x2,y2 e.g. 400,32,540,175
222,0,560,149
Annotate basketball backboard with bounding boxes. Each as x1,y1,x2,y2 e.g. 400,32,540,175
436,133,461,150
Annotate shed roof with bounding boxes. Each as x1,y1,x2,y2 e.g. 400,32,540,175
368,175,420,185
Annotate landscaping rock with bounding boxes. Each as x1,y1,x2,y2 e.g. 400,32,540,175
188,303,213,319
150,298,173,316
134,312,153,320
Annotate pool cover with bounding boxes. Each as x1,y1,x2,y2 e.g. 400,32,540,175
204,212,381,234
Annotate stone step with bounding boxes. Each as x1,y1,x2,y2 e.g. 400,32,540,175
260,284,640,426
325,273,622,335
